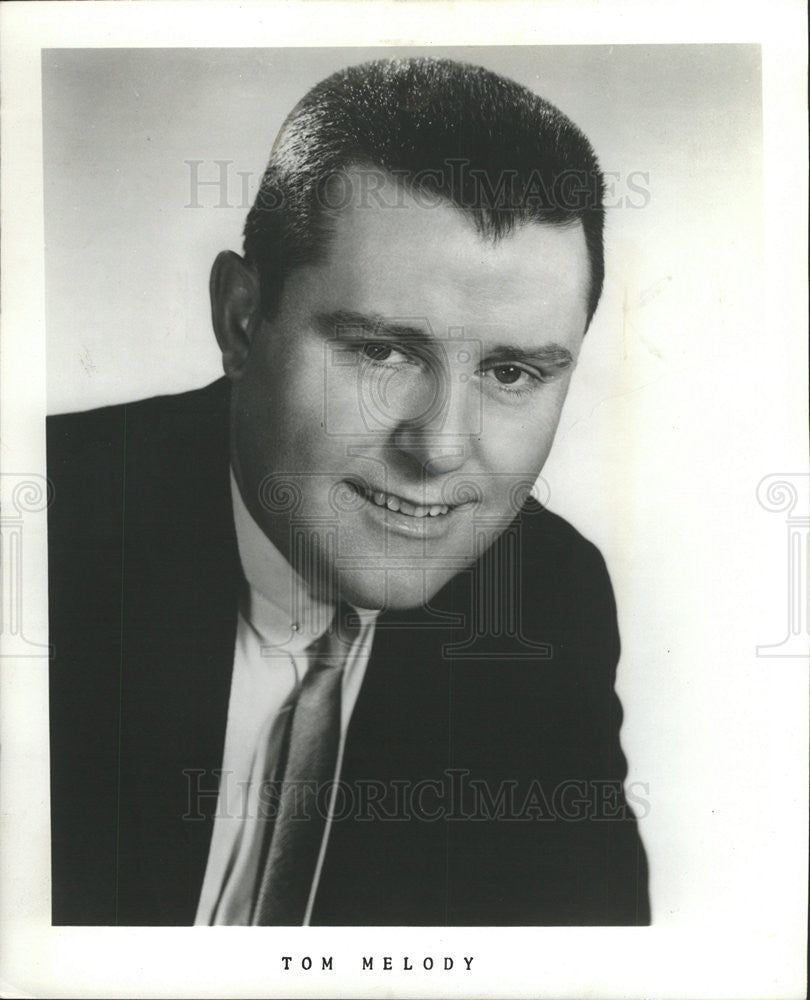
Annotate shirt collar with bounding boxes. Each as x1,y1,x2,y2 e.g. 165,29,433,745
230,470,336,653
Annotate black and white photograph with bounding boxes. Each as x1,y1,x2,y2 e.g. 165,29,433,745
0,2,807,998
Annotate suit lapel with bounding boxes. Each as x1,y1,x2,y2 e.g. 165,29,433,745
115,380,241,924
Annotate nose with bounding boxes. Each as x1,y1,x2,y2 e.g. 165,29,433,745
392,373,476,475
393,427,468,475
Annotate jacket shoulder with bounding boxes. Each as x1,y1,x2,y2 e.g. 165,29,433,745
47,380,230,532
47,379,228,459
519,498,613,590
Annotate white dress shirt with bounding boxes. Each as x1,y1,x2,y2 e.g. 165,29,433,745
194,473,378,925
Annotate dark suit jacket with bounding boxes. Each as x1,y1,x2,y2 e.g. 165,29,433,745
48,379,650,926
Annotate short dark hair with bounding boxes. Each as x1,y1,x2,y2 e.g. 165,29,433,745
243,57,605,325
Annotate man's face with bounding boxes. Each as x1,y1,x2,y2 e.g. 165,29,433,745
226,172,590,609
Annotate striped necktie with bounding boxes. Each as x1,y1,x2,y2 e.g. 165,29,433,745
251,605,355,924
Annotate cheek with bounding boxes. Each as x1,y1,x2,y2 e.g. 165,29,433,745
479,399,563,478
490,441,554,500
326,365,418,437
247,346,327,449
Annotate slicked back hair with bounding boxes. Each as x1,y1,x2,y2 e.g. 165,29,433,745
243,57,605,326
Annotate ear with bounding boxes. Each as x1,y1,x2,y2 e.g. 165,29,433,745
210,250,262,381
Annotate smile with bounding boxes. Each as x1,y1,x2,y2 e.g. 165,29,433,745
347,481,452,518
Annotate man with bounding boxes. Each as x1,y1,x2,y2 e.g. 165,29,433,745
48,57,650,926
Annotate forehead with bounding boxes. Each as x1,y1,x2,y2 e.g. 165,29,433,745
286,170,591,345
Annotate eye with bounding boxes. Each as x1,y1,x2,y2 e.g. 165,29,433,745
491,365,523,385
359,342,419,369
360,342,394,362
480,363,541,395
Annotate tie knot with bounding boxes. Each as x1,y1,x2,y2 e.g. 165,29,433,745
303,603,356,673
334,602,362,642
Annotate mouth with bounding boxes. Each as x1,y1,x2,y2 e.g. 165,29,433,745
345,480,455,519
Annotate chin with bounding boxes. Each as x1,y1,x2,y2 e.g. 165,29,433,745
335,566,452,612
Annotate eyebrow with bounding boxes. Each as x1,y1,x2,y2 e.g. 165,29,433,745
314,309,575,369
314,309,429,342
482,344,574,369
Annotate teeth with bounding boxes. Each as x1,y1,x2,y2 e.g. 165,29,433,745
360,483,451,517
